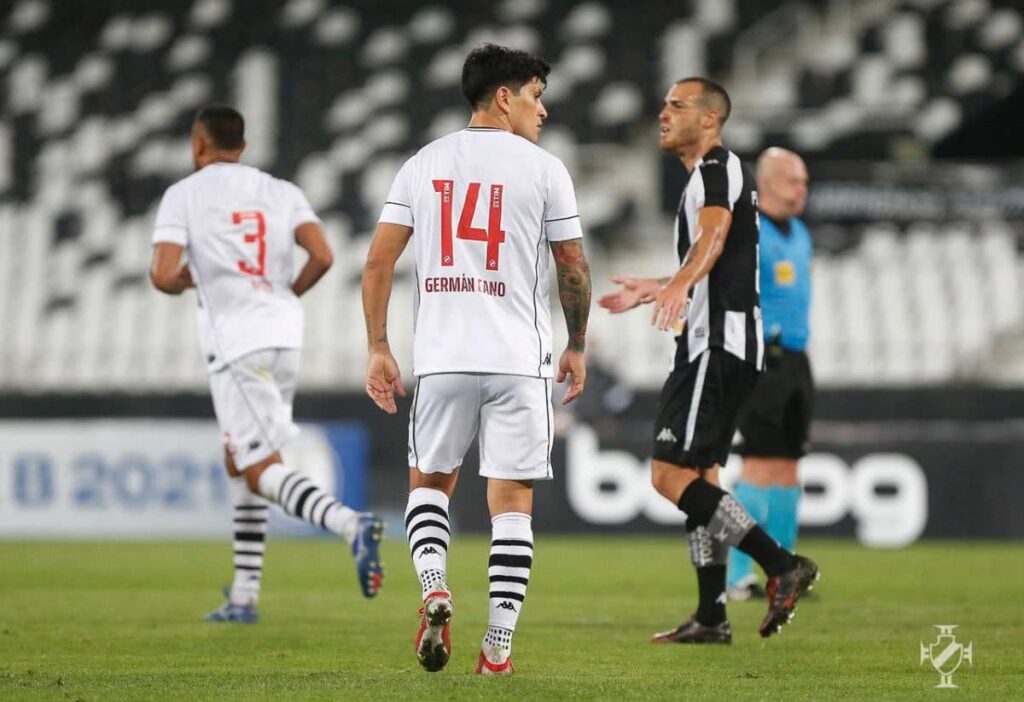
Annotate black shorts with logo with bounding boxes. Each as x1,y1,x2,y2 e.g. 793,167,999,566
735,346,814,459
652,347,760,470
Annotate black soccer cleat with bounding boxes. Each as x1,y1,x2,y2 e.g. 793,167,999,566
759,554,819,638
652,616,732,644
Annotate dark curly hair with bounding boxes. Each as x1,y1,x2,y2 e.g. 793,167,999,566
461,44,551,110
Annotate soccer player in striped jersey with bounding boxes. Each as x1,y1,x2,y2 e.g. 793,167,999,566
150,106,384,623
362,45,590,675
599,79,818,643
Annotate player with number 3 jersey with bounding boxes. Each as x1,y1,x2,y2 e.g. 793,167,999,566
150,106,385,624
362,45,591,675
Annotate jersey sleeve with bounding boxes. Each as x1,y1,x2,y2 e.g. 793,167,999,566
543,157,582,241
378,157,415,228
152,183,188,246
288,184,321,231
697,157,740,211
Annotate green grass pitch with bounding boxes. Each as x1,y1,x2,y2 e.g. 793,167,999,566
1,537,1021,700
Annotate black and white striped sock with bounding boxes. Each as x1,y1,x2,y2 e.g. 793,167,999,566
256,463,359,544
404,487,451,596
484,512,533,662
228,476,268,606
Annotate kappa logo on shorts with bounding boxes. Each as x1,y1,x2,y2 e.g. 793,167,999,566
248,440,261,450
496,600,518,612
656,427,678,443
543,352,552,365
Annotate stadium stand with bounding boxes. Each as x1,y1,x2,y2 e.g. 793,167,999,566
0,0,1021,391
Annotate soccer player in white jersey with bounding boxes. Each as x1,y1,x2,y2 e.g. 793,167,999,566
150,105,384,623
362,45,591,675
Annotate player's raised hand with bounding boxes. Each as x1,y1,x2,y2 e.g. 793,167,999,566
366,350,406,414
597,276,660,313
651,279,690,331
557,349,586,405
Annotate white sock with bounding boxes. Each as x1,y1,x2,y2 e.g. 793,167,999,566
228,475,268,606
484,512,533,663
404,487,451,597
256,463,359,544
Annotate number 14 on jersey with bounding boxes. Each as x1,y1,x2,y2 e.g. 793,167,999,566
432,180,506,271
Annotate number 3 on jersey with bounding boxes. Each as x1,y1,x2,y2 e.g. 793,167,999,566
233,210,266,277
432,180,505,270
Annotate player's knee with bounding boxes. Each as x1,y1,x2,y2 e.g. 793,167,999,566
409,467,458,496
741,458,774,486
242,466,264,493
241,453,283,494
772,460,799,486
650,465,675,500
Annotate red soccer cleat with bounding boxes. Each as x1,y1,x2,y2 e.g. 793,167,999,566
474,650,515,676
759,554,820,638
415,591,453,672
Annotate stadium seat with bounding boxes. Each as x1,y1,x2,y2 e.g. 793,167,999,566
1,0,1021,391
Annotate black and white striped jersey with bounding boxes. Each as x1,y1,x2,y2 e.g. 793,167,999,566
673,144,763,369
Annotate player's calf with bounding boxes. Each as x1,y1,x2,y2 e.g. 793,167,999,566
675,478,821,636
405,487,452,596
477,512,533,674
653,525,732,644
249,459,386,596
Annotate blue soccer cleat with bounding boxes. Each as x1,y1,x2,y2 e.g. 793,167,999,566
202,587,258,623
352,513,385,598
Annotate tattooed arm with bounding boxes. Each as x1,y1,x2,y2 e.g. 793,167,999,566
361,221,413,414
550,238,592,404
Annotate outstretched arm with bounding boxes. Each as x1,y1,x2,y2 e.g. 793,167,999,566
292,222,333,297
550,238,591,404
597,275,669,313
149,243,193,295
361,222,413,414
651,206,732,331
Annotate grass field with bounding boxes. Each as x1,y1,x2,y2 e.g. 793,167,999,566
1,537,1021,700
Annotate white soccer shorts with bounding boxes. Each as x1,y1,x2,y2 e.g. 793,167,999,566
408,373,554,481
209,349,302,469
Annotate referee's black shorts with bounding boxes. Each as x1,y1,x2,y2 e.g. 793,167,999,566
735,346,814,459
652,348,759,470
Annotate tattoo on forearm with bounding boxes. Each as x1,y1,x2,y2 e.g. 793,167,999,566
551,240,591,352
364,313,387,346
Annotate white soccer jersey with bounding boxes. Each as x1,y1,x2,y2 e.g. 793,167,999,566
152,162,320,371
379,127,583,378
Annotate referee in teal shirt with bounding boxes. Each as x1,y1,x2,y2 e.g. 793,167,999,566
728,148,814,600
